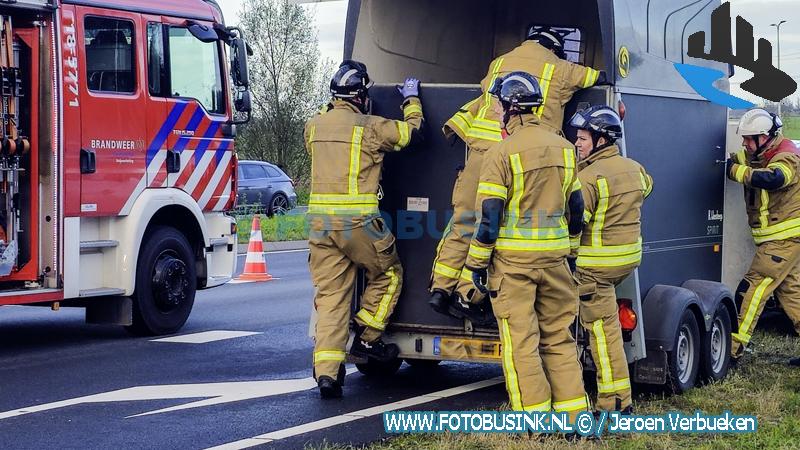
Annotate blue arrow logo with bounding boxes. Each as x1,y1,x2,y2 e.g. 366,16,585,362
674,63,755,110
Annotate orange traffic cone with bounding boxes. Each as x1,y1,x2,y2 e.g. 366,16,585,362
237,215,274,282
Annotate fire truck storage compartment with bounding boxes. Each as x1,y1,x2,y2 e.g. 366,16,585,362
0,8,48,289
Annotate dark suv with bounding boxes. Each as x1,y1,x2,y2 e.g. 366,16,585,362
237,161,298,216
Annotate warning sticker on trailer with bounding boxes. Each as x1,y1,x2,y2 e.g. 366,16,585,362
407,197,429,212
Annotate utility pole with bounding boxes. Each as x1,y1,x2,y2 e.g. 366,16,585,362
771,20,787,116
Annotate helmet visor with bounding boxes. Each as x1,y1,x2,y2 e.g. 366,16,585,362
569,112,588,129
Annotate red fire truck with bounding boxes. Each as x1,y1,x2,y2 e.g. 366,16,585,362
0,0,251,335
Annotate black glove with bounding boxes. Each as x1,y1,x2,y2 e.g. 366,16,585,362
469,266,489,294
567,257,577,274
726,157,735,177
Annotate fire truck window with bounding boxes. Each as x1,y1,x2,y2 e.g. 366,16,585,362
168,27,224,114
85,17,136,94
147,23,166,96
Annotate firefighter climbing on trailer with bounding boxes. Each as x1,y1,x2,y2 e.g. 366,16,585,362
304,61,425,398
429,26,604,324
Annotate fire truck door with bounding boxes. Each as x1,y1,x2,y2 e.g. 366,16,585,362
159,20,232,211
77,7,147,216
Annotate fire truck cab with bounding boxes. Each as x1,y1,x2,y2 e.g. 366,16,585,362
0,0,250,335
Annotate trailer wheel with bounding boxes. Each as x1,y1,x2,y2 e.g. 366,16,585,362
404,358,442,370
355,357,403,377
701,304,732,382
126,226,196,336
667,309,700,393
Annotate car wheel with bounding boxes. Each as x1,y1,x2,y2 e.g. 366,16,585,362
268,193,289,217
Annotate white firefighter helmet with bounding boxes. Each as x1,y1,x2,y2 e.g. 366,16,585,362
737,108,782,137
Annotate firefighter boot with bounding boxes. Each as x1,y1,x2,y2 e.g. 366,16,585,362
317,377,342,398
428,289,452,316
350,334,400,362
317,364,346,399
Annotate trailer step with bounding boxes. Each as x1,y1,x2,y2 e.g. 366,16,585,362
80,240,119,253
79,287,126,298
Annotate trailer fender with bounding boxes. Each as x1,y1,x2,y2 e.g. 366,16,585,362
681,279,738,334
642,285,702,352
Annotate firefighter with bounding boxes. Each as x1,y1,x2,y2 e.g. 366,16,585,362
727,109,800,363
430,26,604,323
304,61,424,398
570,106,653,412
464,71,589,420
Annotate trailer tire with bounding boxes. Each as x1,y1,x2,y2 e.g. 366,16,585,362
126,226,196,336
701,304,732,382
667,309,701,393
355,357,403,377
404,358,441,370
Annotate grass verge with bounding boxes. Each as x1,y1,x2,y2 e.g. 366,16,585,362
237,213,308,243
782,116,800,140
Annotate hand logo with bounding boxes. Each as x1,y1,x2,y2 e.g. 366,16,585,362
675,2,796,109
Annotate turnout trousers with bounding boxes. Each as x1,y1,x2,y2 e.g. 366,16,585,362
489,259,589,420
309,217,403,380
576,269,633,411
731,238,800,356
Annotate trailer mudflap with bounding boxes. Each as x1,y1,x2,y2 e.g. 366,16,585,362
633,349,668,385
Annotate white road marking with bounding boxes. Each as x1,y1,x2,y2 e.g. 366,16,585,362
0,368,359,420
205,376,504,449
150,331,263,344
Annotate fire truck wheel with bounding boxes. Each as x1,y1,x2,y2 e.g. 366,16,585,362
126,226,197,336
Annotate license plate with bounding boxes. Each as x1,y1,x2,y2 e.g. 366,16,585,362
435,336,502,361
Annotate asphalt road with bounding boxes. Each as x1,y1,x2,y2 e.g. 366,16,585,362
0,249,503,450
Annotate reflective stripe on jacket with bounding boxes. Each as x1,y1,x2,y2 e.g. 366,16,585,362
727,137,800,244
304,98,424,230
577,145,652,274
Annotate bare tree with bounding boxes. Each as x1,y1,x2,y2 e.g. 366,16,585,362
237,0,334,186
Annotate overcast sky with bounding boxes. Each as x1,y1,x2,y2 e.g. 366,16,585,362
217,0,800,105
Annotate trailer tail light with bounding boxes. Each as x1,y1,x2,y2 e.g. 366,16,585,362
618,298,637,332
618,100,627,120
231,222,238,236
